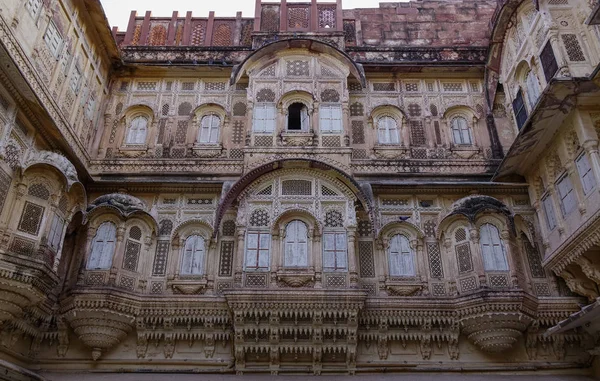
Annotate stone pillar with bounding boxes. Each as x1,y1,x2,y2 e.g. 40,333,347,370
469,227,486,287
501,229,519,288
347,229,358,288
108,226,127,286
313,230,322,288
342,102,350,147
549,30,571,77
234,228,246,287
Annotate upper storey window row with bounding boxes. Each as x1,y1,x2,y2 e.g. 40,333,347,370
252,102,343,135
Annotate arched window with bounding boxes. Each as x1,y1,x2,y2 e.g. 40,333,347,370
378,116,400,144
198,114,221,144
126,116,148,145
287,103,309,131
525,70,541,109
388,234,415,276
87,222,117,270
480,223,509,271
284,220,308,267
451,117,472,145
181,235,205,275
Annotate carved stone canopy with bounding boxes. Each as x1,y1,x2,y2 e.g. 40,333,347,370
87,193,147,216
447,195,515,233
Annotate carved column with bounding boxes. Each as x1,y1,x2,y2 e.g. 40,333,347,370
271,229,281,287
108,226,127,286
313,231,322,288
234,228,246,287
501,229,519,288
549,30,571,77
342,102,350,147
77,227,98,285
206,239,218,294
347,229,358,288
469,227,485,287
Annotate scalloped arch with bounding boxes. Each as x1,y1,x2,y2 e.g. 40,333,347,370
231,39,366,87
378,221,425,241
271,208,322,236
171,218,214,242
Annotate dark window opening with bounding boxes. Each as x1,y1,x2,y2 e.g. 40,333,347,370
287,102,308,131
512,89,528,130
540,41,558,83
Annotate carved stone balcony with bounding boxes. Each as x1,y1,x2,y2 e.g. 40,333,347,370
61,290,138,360
457,290,536,353
0,252,57,326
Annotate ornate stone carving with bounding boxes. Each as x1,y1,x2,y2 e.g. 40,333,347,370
62,292,136,360
459,291,534,353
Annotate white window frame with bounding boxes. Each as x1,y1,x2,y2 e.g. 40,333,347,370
85,97,95,119
253,103,276,133
48,213,65,252
576,152,597,195
542,194,557,231
87,222,117,270
557,174,577,216
525,70,541,110
388,234,415,277
323,232,348,272
43,21,63,58
245,232,271,271
198,114,221,144
451,117,472,145
125,116,148,145
180,235,205,276
479,223,509,271
70,66,82,93
320,105,343,133
377,116,400,145
25,0,42,19
284,220,309,268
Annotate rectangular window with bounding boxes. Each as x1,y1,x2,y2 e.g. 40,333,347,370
70,66,81,93
245,232,270,271
480,224,509,271
25,0,42,18
512,90,528,130
323,232,348,271
540,41,559,83
85,97,95,119
542,195,557,231
43,22,63,58
557,175,577,216
60,49,71,74
48,214,65,251
576,153,597,195
253,104,276,133
320,105,343,133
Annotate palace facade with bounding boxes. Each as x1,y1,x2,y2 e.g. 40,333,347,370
0,0,600,378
